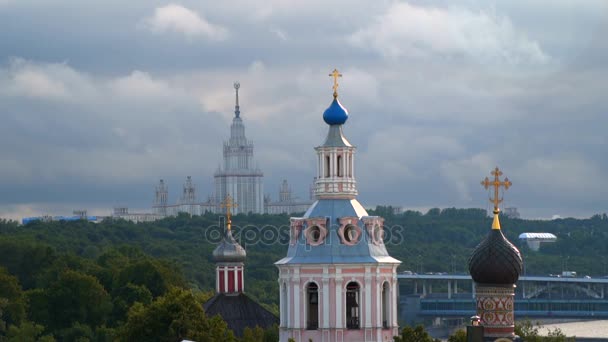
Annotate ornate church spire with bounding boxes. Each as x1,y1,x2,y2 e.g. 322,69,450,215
469,167,522,340
212,195,246,294
234,82,240,118
314,69,357,199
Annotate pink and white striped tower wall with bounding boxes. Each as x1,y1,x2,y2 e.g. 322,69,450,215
216,262,244,294
277,260,399,342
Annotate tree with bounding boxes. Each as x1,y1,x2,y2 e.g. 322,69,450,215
5,321,55,342
46,270,112,331
241,326,264,342
110,283,153,325
447,329,466,342
515,321,575,342
119,287,235,342
0,267,26,327
394,325,440,342
115,260,184,298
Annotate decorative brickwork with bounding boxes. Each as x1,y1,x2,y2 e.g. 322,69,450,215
475,284,516,338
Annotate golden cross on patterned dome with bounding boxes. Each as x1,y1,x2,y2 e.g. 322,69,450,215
481,167,512,213
329,68,342,98
220,195,238,231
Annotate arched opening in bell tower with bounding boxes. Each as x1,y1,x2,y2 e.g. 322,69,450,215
306,282,319,330
346,282,360,329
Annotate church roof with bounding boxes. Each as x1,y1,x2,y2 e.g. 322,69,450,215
275,199,401,265
320,125,352,147
468,212,523,285
203,293,279,337
323,97,349,125
212,228,246,263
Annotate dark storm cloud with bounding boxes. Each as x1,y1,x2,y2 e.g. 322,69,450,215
0,0,606,219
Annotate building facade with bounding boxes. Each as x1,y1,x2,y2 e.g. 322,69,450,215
265,180,314,215
275,71,401,342
214,83,264,214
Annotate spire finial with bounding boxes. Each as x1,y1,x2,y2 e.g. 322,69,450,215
234,82,240,118
220,194,238,231
481,167,512,229
329,68,342,98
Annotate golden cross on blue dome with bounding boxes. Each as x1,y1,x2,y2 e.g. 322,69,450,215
329,68,342,98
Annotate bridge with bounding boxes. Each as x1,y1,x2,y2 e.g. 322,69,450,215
398,274,608,324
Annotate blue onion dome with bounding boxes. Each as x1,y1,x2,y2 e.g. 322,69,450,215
213,230,246,263
468,212,523,285
323,97,348,125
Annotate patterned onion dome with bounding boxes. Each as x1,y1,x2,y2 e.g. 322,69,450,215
468,212,523,284
323,98,349,125
213,230,246,263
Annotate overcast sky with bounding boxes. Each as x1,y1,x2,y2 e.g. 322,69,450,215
0,0,607,220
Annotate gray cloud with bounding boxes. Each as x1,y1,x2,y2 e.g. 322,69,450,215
0,1,606,220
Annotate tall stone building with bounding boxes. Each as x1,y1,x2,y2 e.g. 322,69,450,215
214,83,264,214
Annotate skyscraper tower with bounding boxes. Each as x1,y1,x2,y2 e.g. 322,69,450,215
214,83,264,214
178,176,199,215
279,179,292,202
181,176,197,204
153,179,168,216
275,70,401,342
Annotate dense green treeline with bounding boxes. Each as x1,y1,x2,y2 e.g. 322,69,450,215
1,208,607,340
373,207,608,277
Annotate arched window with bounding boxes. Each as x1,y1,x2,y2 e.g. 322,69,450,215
337,155,342,177
325,155,330,178
307,283,319,330
382,282,389,328
346,282,360,329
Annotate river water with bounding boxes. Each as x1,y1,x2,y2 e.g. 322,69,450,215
541,320,608,339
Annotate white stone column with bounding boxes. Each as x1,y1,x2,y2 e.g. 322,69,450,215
234,267,238,292
294,282,301,329
350,150,355,180
224,267,228,293
331,151,336,178
365,267,372,328
336,270,343,329
322,276,330,329
376,278,381,328
318,153,322,178
279,280,283,327
216,267,220,293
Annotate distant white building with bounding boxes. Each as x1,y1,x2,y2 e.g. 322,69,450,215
265,180,313,215
213,83,264,214
112,207,161,223
519,232,557,251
